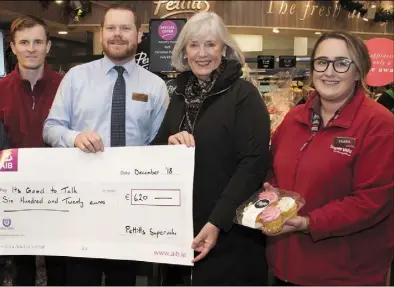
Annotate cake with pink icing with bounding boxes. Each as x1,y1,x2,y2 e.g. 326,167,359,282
258,205,283,233
258,191,279,204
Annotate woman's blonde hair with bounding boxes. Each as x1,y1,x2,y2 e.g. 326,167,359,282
310,31,371,93
172,11,245,72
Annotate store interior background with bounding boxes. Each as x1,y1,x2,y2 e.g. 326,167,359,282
0,1,393,285
1,0,393,74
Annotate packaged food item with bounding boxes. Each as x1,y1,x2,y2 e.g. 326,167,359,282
277,197,298,219
259,205,283,233
234,188,305,234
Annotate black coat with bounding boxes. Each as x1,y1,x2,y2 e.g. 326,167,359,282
0,121,10,150
377,89,394,114
152,61,271,285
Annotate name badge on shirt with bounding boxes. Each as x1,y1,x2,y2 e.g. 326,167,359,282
333,136,356,148
132,93,148,102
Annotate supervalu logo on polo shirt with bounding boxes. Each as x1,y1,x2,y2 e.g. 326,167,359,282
330,136,356,157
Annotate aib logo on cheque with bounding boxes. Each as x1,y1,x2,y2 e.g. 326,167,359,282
0,149,18,172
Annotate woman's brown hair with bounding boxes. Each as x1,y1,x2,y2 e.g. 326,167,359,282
310,31,371,93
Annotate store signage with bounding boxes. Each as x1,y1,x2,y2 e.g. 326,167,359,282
258,56,275,69
142,1,392,35
153,1,211,18
266,0,387,24
149,18,186,73
264,1,389,29
279,56,296,68
165,78,178,99
267,0,341,21
365,38,394,87
135,33,150,70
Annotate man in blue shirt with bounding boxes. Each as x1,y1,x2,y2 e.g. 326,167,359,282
43,3,169,285
43,5,168,151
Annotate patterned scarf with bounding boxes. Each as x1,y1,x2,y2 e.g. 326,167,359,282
181,57,227,133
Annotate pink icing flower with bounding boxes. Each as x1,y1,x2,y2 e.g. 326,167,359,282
259,205,281,223
258,191,279,204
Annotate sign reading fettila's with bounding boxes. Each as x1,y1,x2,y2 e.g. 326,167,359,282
153,1,213,18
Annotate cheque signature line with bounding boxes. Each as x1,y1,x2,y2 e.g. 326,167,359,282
4,209,70,213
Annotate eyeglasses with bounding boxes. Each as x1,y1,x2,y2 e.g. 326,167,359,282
313,58,354,73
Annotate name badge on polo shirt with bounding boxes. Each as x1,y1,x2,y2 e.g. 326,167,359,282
132,93,148,102
333,136,356,148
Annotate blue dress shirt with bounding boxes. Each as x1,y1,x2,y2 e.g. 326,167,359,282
43,56,169,147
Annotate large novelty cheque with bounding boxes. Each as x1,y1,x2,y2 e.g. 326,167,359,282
0,146,195,266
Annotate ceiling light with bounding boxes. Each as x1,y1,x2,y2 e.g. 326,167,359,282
363,17,368,21
55,0,63,3
58,31,68,35
272,28,280,33
315,31,322,35
371,4,376,8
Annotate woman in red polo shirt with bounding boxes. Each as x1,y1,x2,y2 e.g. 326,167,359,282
264,31,393,285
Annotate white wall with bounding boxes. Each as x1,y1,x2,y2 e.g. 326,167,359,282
262,36,294,50
232,34,263,52
294,37,308,56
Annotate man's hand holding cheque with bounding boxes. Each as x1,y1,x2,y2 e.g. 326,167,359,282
74,131,105,153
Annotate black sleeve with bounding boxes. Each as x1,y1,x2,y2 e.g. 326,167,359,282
149,99,174,145
377,92,394,113
0,121,11,150
209,83,271,232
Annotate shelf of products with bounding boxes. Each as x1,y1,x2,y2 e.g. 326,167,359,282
244,67,315,135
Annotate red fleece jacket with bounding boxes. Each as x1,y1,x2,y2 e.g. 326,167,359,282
0,64,63,148
267,87,394,285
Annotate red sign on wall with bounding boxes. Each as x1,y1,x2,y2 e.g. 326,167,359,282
365,38,394,87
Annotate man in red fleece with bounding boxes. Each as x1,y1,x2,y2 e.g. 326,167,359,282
0,15,63,285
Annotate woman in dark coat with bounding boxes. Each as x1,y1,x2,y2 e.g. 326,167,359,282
151,11,271,286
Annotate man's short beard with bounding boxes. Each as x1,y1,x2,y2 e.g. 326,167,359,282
102,44,137,62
